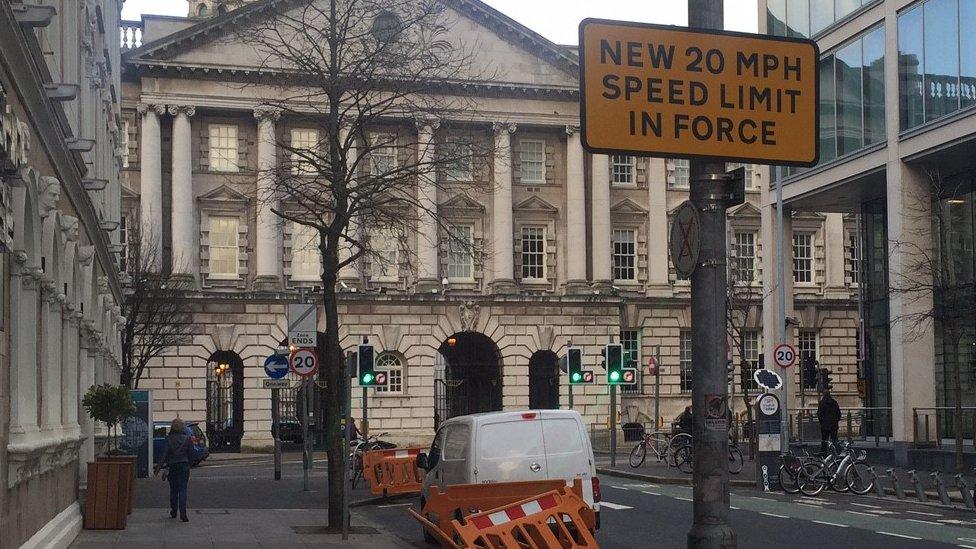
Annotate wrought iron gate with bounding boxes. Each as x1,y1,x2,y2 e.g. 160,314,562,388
206,357,244,452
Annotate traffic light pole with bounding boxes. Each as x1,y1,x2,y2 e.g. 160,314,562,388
654,345,661,430
609,383,617,467
362,386,368,437
687,3,735,547
302,378,311,492
272,388,282,481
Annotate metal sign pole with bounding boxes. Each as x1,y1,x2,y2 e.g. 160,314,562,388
654,346,661,431
610,383,617,467
302,379,311,492
342,361,352,540
272,388,282,481
362,386,368,437
776,159,790,452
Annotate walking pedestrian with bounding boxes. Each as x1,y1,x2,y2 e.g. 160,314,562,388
677,406,694,435
817,390,841,453
155,417,192,522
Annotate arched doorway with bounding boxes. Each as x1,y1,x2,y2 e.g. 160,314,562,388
528,350,559,410
435,332,502,427
206,350,245,452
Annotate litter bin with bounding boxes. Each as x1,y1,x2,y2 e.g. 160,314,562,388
622,423,645,442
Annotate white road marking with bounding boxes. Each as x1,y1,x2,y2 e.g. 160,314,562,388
761,512,790,519
906,510,942,517
377,503,412,508
878,532,922,540
958,545,976,549
641,490,661,496
846,511,876,517
675,496,692,502
599,502,633,510
943,520,976,526
609,486,629,491
862,509,896,515
751,497,776,502
797,503,822,510
851,502,882,509
730,506,740,510
812,520,848,528
907,518,942,526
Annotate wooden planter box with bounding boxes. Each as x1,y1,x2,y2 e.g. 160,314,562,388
83,460,132,530
96,454,136,515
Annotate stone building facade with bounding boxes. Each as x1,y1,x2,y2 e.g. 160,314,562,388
0,1,125,547
119,1,860,452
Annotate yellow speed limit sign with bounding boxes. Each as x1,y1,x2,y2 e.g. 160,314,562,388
579,19,819,166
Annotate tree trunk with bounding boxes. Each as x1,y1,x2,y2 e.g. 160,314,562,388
320,250,345,529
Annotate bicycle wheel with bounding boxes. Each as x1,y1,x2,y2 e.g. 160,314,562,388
676,445,694,474
778,465,800,494
667,434,692,467
629,441,647,468
845,462,875,495
728,445,744,475
798,463,826,496
830,463,850,493
647,432,670,462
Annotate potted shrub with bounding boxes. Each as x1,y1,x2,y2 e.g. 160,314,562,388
82,384,136,529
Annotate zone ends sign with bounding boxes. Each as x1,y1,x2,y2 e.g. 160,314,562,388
579,19,819,166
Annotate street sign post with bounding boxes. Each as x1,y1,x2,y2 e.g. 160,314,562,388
290,348,320,378
264,354,290,380
669,201,700,279
753,369,783,392
263,379,291,389
773,343,798,368
264,352,290,481
578,19,819,166
756,392,783,491
288,303,317,348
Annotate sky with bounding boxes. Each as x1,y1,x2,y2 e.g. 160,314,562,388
120,0,760,43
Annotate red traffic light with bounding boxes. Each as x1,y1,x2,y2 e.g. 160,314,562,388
374,372,388,386
621,368,637,384
581,370,595,383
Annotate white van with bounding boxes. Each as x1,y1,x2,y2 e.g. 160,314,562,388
417,409,600,526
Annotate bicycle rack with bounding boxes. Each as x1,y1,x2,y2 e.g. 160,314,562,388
908,470,927,503
888,468,906,500
868,466,885,497
955,474,975,510
931,472,952,506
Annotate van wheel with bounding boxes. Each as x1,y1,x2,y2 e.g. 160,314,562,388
420,497,437,545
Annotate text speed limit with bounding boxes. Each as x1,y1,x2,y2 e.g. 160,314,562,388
290,348,319,377
773,344,797,369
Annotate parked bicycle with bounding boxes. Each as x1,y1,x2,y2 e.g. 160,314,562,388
669,437,744,475
628,431,691,469
779,447,820,494
797,441,874,496
349,432,395,489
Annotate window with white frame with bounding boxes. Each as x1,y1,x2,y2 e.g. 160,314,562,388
740,330,761,392
447,225,474,280
519,139,545,183
669,159,690,188
290,129,319,175
374,353,404,393
621,329,641,395
370,227,400,281
799,329,818,389
208,124,239,172
610,155,636,186
291,222,321,281
680,330,693,392
118,214,129,272
726,163,756,189
208,216,240,278
520,226,546,281
734,231,756,283
793,233,813,283
444,137,472,181
121,120,129,168
369,133,397,175
848,231,861,285
612,229,637,281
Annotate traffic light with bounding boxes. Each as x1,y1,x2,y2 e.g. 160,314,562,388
817,367,833,393
620,368,637,385
358,343,376,385
802,357,818,389
605,343,624,384
567,347,583,384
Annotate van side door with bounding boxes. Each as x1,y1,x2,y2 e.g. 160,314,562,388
437,423,471,487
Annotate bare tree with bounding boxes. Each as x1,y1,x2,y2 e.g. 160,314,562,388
120,226,196,389
726,230,764,457
889,167,975,473
232,0,495,525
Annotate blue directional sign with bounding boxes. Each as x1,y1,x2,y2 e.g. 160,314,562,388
264,353,289,380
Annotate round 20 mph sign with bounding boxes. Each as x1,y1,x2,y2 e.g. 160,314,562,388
289,348,319,378
773,344,797,368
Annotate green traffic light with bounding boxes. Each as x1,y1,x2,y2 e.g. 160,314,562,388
571,372,582,382
609,370,620,382
362,373,374,384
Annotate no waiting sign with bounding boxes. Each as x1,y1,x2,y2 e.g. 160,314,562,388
579,19,819,166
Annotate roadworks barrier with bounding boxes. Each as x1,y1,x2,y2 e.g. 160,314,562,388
411,484,599,548
362,446,427,497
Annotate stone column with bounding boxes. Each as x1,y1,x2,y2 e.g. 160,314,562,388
415,118,440,292
39,280,64,435
339,124,360,286
77,321,95,488
8,253,41,446
646,158,670,295
63,308,82,436
254,107,282,290
590,154,612,289
564,126,589,293
169,105,197,278
138,103,165,270
491,122,517,294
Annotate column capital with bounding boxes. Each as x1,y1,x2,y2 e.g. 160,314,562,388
137,103,166,117
565,125,580,136
492,121,517,134
414,116,440,132
167,105,196,117
253,106,282,122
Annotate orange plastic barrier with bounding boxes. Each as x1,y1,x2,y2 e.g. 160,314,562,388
421,478,595,541
451,486,600,548
362,446,427,496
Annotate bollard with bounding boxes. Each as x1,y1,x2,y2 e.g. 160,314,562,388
909,470,927,502
931,472,951,506
888,468,905,500
869,466,885,497
846,411,852,440
955,474,975,510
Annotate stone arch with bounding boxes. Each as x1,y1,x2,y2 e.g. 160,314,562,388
436,331,503,423
11,168,42,261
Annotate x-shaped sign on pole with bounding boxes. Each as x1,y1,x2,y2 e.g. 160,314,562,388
678,216,697,260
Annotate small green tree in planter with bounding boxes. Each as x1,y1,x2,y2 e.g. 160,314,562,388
83,384,136,455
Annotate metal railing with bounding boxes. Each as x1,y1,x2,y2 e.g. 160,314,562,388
913,407,976,448
120,20,144,50
786,407,893,446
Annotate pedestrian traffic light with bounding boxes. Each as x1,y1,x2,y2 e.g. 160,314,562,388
580,370,595,383
620,368,637,385
358,343,376,386
605,343,624,384
567,347,584,384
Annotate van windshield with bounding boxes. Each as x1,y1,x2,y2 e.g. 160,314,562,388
478,420,544,459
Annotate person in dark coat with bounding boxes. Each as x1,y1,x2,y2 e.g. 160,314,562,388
155,418,192,521
817,390,842,453
677,406,694,435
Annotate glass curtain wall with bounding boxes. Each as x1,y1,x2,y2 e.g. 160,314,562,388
768,0,878,37
899,0,976,131
861,199,892,435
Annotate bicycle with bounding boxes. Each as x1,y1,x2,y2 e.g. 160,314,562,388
779,448,819,494
349,432,394,489
669,436,744,475
798,441,874,496
629,431,689,468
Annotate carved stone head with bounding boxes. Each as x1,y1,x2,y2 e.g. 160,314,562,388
38,176,61,217
59,215,79,242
